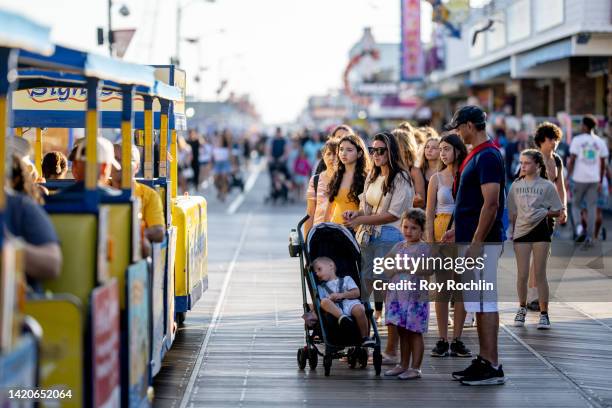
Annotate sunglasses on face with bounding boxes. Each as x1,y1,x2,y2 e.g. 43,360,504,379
368,146,387,156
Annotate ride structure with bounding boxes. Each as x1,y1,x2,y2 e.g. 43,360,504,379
0,9,208,407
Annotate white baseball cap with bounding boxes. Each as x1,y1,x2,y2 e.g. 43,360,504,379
75,137,121,170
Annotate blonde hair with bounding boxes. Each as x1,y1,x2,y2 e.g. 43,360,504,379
312,256,336,270
391,128,418,169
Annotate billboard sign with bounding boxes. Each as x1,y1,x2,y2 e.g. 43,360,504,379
401,0,424,82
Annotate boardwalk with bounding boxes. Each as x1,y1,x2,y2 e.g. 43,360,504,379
154,168,612,408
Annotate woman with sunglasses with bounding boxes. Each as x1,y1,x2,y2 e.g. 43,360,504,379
344,132,414,365
328,134,371,231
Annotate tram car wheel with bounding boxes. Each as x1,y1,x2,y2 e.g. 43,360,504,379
176,312,187,326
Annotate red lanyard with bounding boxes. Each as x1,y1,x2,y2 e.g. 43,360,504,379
453,140,498,197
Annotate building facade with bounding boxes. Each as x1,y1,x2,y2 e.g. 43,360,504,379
424,0,612,134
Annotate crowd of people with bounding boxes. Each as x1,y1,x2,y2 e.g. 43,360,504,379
178,129,250,201
296,106,610,385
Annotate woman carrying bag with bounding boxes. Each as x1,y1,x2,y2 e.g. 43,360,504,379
343,132,414,365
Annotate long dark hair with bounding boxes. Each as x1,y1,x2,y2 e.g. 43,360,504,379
518,149,549,180
439,133,467,172
328,134,370,204
369,132,410,195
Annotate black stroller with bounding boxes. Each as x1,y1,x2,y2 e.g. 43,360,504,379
289,217,382,376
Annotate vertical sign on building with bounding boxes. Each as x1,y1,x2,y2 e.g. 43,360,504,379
401,0,424,82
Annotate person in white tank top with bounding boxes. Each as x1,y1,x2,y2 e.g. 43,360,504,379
425,134,473,358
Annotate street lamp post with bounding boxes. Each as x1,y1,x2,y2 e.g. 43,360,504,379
174,0,216,66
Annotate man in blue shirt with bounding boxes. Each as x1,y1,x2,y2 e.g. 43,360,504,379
442,106,506,386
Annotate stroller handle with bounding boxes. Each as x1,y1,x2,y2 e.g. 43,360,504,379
297,215,309,243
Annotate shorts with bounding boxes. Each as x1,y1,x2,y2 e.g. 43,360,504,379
434,213,453,242
597,189,609,208
341,299,362,316
458,243,503,313
513,218,552,243
214,160,232,174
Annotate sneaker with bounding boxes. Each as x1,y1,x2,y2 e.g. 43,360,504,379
338,315,353,331
384,365,407,376
398,368,421,380
381,352,399,365
450,338,472,357
431,338,449,357
362,336,376,347
452,357,481,380
537,313,551,330
459,356,506,386
514,307,527,327
526,300,540,311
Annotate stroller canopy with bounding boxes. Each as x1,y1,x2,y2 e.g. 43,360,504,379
306,223,361,286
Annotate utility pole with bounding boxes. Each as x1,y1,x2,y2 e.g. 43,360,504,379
175,5,182,65
107,0,113,56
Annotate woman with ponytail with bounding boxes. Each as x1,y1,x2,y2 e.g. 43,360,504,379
508,149,563,330
328,134,371,231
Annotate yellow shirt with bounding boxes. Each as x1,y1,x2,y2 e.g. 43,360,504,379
134,182,165,228
330,188,359,224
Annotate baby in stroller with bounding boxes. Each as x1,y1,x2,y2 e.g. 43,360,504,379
313,257,374,347
293,220,382,376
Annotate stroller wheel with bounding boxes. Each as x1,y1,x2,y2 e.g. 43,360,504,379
373,347,382,376
297,347,307,370
359,348,368,369
323,355,332,376
348,348,357,369
308,347,318,370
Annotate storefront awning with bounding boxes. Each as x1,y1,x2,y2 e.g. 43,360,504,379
470,58,511,83
516,39,572,72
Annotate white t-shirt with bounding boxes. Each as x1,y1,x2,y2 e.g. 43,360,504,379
212,146,230,162
508,176,563,239
317,276,358,300
569,133,609,183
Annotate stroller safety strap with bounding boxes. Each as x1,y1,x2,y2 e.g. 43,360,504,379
321,277,344,308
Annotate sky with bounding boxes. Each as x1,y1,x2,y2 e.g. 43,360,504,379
0,0,438,124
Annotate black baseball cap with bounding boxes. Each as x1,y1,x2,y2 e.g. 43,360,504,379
445,105,487,130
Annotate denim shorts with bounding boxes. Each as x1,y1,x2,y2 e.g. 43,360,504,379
369,225,403,244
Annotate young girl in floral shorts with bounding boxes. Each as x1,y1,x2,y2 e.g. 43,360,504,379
383,208,430,380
